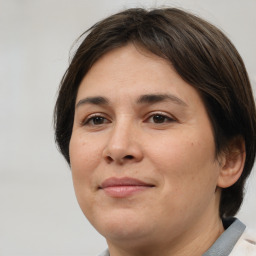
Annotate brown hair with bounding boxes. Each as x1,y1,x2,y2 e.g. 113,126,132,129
54,8,256,217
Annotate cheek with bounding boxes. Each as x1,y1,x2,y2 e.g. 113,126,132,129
70,134,102,173
148,131,218,193
69,135,102,213
69,134,105,203
150,136,220,222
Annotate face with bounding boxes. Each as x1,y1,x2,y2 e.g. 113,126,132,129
69,44,223,249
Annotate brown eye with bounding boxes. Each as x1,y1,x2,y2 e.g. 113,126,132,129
152,115,166,123
148,114,174,124
84,115,109,126
91,116,105,125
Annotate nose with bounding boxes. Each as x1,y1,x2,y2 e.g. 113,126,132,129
103,120,143,165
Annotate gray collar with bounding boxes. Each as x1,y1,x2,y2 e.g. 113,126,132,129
203,218,245,256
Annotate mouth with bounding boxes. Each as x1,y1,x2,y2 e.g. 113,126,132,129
99,177,155,198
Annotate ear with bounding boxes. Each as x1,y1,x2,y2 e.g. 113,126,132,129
217,137,246,188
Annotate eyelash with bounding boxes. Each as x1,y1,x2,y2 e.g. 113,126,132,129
82,112,176,126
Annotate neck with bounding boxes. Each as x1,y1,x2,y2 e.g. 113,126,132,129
106,199,224,256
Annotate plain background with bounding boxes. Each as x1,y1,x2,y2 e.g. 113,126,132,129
0,0,255,255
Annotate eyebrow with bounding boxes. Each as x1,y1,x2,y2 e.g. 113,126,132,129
76,96,109,108
75,93,187,108
137,94,188,107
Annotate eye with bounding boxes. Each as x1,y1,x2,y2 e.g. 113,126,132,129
147,113,175,124
83,115,110,126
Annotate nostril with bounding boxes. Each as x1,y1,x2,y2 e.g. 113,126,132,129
106,156,113,163
125,155,134,160
104,154,135,164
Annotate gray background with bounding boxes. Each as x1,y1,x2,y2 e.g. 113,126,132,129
0,0,255,255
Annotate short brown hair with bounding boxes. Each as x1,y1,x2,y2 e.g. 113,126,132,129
54,8,256,217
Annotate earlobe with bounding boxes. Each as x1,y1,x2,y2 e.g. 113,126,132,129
217,137,246,188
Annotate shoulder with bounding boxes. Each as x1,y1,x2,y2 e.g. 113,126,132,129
230,227,256,255
97,249,109,256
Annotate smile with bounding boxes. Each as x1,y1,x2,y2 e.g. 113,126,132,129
99,177,155,198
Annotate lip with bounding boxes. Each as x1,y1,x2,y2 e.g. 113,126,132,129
99,177,154,198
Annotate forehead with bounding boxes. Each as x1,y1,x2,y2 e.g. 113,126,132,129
75,44,210,121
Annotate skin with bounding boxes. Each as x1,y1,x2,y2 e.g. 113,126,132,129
69,44,243,256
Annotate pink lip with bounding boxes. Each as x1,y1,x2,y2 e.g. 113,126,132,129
99,177,154,198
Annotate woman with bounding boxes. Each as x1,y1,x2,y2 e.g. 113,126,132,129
54,8,256,256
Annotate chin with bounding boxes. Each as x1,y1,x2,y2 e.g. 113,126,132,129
91,208,152,241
